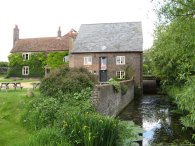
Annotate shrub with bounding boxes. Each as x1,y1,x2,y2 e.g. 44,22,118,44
108,78,121,93
0,62,8,67
21,96,60,131
40,66,97,98
169,76,195,129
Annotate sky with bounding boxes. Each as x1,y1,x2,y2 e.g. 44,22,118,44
0,0,157,61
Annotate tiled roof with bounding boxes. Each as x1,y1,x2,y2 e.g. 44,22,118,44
72,22,143,53
11,30,77,53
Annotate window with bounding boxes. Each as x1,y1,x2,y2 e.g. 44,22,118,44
84,56,92,65
22,66,29,75
116,56,125,65
22,53,31,60
116,71,125,79
63,56,69,62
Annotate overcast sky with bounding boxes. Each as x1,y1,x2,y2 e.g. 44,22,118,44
0,0,157,61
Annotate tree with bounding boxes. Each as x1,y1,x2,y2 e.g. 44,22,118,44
149,0,195,86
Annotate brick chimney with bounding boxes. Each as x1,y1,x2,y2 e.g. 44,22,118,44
57,26,61,37
13,25,19,47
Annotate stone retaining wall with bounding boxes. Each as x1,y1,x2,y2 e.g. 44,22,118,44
92,80,134,116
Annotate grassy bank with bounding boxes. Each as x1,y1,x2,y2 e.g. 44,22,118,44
0,89,39,146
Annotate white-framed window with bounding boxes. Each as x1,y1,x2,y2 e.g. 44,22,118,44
63,56,69,62
116,56,125,65
22,53,31,60
84,56,92,65
22,66,29,75
116,71,125,79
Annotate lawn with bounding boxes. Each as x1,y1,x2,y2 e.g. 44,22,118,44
0,74,40,83
0,89,40,146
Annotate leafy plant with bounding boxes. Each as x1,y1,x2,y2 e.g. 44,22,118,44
108,78,121,93
169,76,195,129
60,113,119,146
21,96,60,131
121,83,128,96
40,66,97,98
46,51,69,68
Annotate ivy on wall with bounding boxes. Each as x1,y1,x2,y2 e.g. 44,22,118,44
8,53,46,77
7,51,69,77
46,51,69,68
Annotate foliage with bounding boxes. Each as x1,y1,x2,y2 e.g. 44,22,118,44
7,53,23,77
22,128,70,146
0,63,8,74
117,121,143,146
60,112,119,146
143,50,153,75
7,53,46,77
149,19,195,86
73,87,92,100
108,78,128,95
148,0,195,86
46,51,69,68
59,113,143,146
168,76,195,129
108,78,121,93
0,61,8,67
21,96,60,131
158,0,195,22
124,65,134,80
120,83,128,96
40,66,97,98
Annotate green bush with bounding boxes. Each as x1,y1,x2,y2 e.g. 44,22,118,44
21,96,60,131
0,61,8,67
169,76,195,129
40,66,97,98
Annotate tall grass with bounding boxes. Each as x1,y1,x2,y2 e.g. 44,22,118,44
61,113,119,146
21,128,71,146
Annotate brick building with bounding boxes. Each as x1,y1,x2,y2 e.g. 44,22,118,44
69,22,143,87
10,25,77,77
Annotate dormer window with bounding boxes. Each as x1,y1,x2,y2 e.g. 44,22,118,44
22,53,31,60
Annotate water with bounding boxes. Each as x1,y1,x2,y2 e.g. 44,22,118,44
118,95,194,145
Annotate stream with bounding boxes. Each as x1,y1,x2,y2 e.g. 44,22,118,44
118,95,194,145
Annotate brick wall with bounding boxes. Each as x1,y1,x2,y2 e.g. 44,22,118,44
70,52,142,87
91,80,134,116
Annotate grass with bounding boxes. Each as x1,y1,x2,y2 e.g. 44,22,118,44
0,89,40,146
0,77,40,83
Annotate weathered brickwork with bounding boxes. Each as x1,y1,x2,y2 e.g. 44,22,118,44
70,52,142,87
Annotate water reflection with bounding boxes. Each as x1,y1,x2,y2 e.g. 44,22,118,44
119,95,194,145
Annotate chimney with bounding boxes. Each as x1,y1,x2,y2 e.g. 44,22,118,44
57,26,61,37
13,25,19,47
